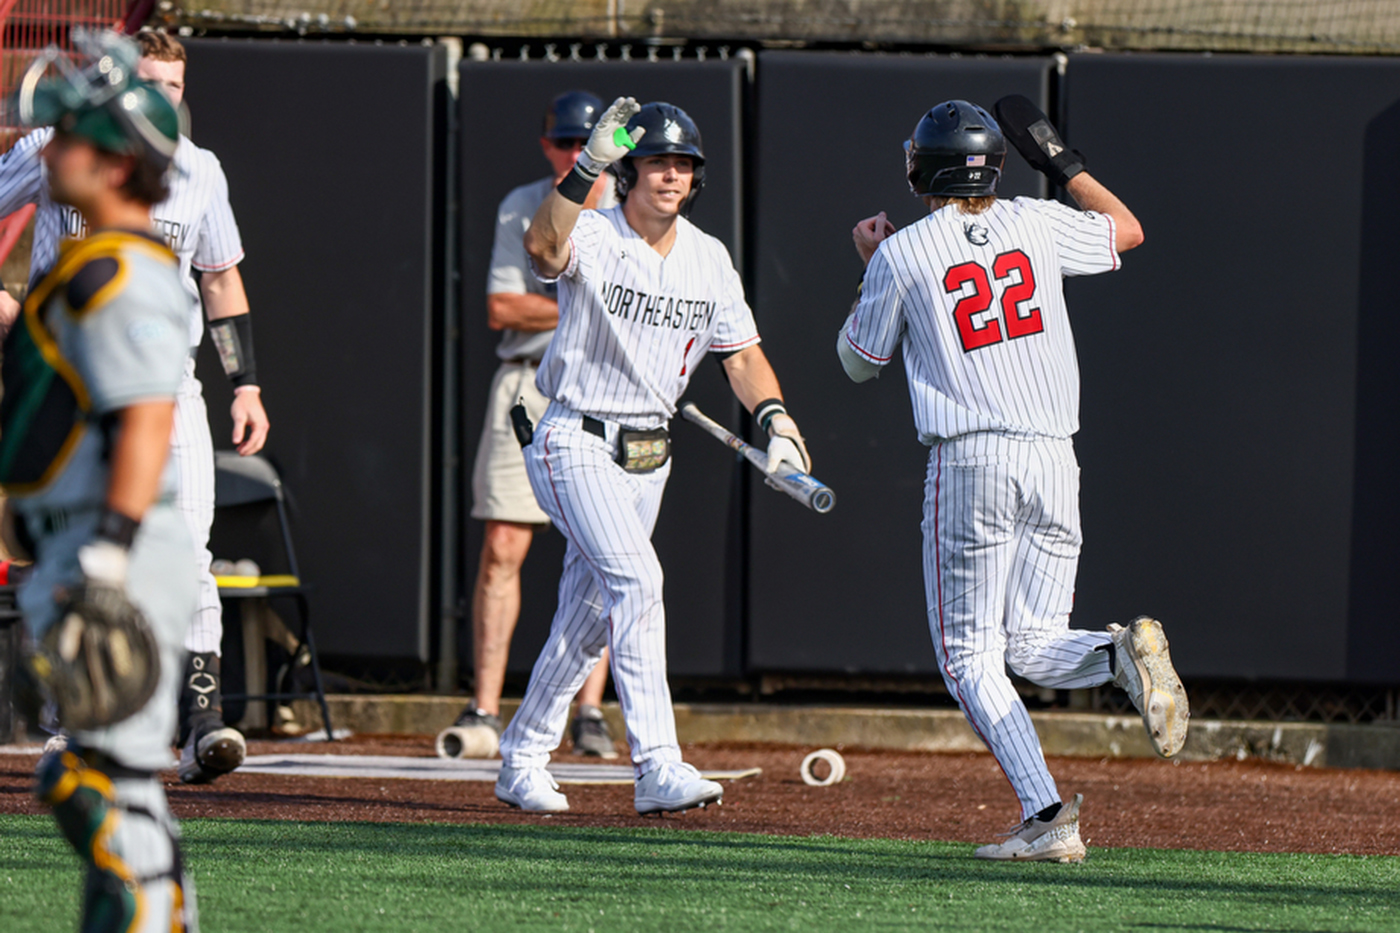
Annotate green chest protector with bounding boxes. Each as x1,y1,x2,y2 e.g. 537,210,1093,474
0,292,92,494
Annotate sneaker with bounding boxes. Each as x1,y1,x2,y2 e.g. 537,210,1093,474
178,725,247,785
1109,616,1190,758
569,705,619,759
495,765,569,812
453,706,503,734
634,762,723,815
974,794,1087,863
436,706,503,759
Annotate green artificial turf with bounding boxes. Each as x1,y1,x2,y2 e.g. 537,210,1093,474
1,815,1396,932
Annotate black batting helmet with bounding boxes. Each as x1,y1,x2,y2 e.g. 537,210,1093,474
542,91,603,139
608,102,706,214
905,100,1005,198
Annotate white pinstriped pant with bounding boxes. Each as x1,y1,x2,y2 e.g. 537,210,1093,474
924,432,1114,820
499,401,678,777
172,357,222,655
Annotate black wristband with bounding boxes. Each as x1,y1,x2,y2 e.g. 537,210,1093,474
556,164,599,205
95,507,140,549
209,313,258,388
753,398,787,434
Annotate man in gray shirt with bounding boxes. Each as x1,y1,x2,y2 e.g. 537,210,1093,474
440,92,619,759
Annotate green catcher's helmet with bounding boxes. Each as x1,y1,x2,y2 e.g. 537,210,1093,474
16,29,178,170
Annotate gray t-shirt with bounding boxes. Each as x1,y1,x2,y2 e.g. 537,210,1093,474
485,174,616,362
15,234,191,516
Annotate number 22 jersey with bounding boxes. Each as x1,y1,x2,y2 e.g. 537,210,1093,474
843,197,1119,443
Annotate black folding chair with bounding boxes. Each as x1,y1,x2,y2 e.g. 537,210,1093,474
211,452,333,740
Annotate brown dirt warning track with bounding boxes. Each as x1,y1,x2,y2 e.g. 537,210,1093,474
3,734,1398,855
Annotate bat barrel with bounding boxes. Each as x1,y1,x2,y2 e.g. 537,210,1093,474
810,488,835,514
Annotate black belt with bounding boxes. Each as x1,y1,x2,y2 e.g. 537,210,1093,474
582,415,607,439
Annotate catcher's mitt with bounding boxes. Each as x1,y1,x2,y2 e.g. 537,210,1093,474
27,583,160,731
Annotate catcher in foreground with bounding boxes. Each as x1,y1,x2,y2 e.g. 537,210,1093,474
1,30,199,931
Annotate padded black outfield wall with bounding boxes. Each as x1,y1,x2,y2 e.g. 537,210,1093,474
748,52,1053,675
186,40,446,661
458,60,748,678
1063,54,1400,684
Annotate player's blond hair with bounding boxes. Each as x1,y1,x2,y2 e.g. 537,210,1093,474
136,30,186,63
928,195,996,215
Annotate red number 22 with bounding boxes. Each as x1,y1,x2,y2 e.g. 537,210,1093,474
942,249,1042,353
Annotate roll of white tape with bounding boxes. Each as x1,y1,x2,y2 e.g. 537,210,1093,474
800,748,846,786
435,725,499,760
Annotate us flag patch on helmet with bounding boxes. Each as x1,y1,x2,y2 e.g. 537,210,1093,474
966,155,987,166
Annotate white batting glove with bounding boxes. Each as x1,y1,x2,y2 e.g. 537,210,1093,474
76,540,129,589
577,97,645,176
765,414,811,475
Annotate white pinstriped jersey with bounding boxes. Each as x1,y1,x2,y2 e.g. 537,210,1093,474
536,206,760,429
0,127,245,349
843,197,1118,441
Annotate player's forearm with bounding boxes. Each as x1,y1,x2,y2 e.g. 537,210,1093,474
199,265,251,319
487,292,559,332
524,189,582,279
105,400,175,521
721,345,785,413
1065,173,1144,252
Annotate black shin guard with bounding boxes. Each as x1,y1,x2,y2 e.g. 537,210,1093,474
177,652,224,747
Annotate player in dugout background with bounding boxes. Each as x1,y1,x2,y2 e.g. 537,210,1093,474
839,97,1189,862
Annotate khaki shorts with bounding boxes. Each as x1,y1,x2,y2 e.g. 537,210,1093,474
471,361,552,524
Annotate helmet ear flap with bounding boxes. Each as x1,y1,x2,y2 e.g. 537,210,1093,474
608,157,638,199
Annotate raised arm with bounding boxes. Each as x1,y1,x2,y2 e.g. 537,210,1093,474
525,97,644,279
1064,173,1143,253
994,94,1143,253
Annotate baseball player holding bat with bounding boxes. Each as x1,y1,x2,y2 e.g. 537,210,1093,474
494,98,810,815
2,30,199,929
444,91,618,760
839,97,1188,861
0,30,267,784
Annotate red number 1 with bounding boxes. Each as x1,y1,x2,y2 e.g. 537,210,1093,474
943,249,1043,353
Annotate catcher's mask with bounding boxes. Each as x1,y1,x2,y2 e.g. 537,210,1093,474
608,102,706,216
15,28,178,172
905,99,1005,199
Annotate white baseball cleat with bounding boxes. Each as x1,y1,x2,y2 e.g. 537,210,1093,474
974,794,1087,863
495,765,569,812
634,761,723,815
1109,616,1190,758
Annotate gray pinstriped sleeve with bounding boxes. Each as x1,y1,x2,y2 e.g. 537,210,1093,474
0,128,48,218
190,152,245,272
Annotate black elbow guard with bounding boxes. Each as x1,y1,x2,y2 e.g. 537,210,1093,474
209,313,258,387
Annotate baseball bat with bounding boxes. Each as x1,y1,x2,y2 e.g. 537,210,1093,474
679,402,835,514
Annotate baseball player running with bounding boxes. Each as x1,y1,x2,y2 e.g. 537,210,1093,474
494,98,811,814
839,98,1188,861
2,31,199,929
445,91,617,759
0,30,269,784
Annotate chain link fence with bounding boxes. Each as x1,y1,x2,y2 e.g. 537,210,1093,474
170,1,1400,54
